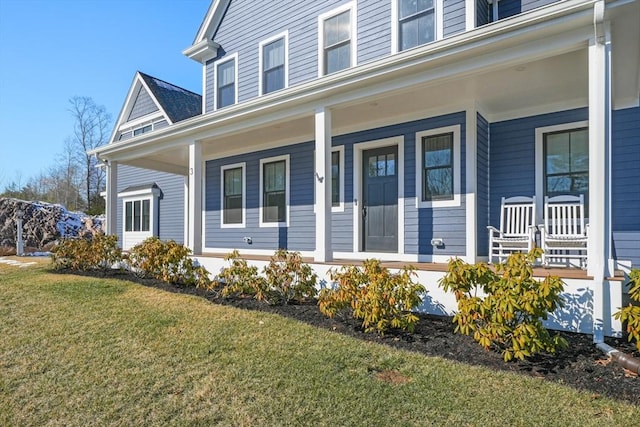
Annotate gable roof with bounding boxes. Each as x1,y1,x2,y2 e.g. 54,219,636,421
138,72,202,123
109,71,202,143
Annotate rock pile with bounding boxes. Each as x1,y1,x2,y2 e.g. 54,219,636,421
0,198,104,254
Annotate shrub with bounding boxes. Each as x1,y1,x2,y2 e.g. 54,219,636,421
439,248,567,361
128,237,211,289
318,259,424,334
51,234,121,271
614,269,640,352
263,249,317,304
217,250,269,301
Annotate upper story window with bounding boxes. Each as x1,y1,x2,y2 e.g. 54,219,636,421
319,3,357,76
260,32,288,95
398,0,435,51
133,124,152,136
216,54,238,109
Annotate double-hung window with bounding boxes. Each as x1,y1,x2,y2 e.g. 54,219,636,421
422,132,453,201
398,0,436,51
260,33,287,94
320,4,355,76
222,163,245,226
216,54,237,109
261,156,289,225
543,127,589,199
416,126,460,208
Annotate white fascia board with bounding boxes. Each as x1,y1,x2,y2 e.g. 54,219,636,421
108,72,144,144
92,0,597,161
192,0,231,45
138,75,174,125
118,187,161,199
117,112,164,131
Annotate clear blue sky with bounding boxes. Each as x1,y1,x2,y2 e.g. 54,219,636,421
0,0,210,190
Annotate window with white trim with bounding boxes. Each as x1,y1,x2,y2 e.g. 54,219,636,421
398,0,436,51
133,124,153,136
260,33,287,95
543,127,589,199
216,55,237,109
221,163,245,227
125,199,150,232
260,155,289,226
319,3,356,76
415,125,461,208
331,150,341,207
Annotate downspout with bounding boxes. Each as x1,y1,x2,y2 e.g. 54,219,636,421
591,0,640,375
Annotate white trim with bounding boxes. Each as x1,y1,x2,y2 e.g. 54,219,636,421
220,162,246,228
258,31,289,96
188,141,203,255
415,125,462,208
436,0,444,40
120,192,160,251
202,62,207,114
259,154,290,228
318,1,358,77
117,186,161,199
534,120,588,224
391,0,442,54
184,176,189,247
117,112,164,132
465,0,477,31
352,136,405,254
213,52,239,110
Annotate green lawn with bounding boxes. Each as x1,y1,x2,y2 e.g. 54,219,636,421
1,260,638,426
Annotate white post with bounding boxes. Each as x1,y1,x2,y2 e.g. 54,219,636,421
588,6,611,341
105,160,118,236
188,141,203,255
465,108,478,263
315,107,333,263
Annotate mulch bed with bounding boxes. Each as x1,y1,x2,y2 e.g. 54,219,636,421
60,268,640,406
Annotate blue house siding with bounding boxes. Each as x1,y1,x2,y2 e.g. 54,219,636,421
334,111,467,257
521,0,559,13
477,0,490,26
206,0,392,111
488,108,588,230
116,165,185,246
444,0,466,37
611,104,640,267
477,113,490,256
128,87,158,121
204,142,316,252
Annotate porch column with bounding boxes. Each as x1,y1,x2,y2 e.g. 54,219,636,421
105,160,118,236
188,141,203,255
465,108,478,263
315,107,333,262
588,4,611,341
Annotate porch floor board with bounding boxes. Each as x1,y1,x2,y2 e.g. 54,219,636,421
196,253,619,281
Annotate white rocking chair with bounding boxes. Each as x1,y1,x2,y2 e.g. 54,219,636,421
488,196,536,264
540,194,588,268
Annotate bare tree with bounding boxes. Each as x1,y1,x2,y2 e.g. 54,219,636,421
68,96,111,213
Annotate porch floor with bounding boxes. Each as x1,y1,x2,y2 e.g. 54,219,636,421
198,253,624,281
